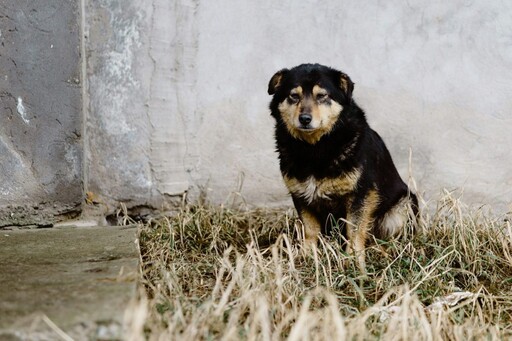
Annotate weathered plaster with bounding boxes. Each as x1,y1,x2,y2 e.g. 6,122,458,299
146,0,197,196
84,0,153,210
0,1,82,225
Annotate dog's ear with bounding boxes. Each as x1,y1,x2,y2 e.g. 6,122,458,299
268,69,288,95
338,71,354,101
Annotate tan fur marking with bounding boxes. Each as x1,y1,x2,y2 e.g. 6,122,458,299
346,190,380,273
284,168,361,205
316,170,360,198
312,85,328,97
290,86,303,97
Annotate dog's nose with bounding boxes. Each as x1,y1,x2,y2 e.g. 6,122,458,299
299,113,312,126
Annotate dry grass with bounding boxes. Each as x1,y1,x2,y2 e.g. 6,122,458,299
128,192,512,340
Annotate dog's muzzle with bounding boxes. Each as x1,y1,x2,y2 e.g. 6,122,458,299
298,113,312,128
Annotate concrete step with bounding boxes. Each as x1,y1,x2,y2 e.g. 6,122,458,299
0,225,139,340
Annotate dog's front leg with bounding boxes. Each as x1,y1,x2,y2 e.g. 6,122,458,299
345,190,379,274
298,209,322,248
292,198,321,249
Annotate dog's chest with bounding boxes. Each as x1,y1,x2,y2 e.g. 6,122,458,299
286,176,329,204
284,168,360,205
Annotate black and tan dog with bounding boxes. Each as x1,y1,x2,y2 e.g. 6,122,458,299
268,63,418,271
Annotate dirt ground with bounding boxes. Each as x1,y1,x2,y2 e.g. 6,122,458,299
0,224,138,340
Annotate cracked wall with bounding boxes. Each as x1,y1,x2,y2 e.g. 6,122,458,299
84,0,199,214
0,1,82,226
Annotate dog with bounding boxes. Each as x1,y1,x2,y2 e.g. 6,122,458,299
268,63,418,272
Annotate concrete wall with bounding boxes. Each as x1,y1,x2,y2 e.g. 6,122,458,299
86,0,512,213
0,1,82,226
2,1,511,225
83,0,155,214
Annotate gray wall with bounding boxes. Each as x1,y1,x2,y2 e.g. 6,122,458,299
0,1,82,226
84,0,155,212
2,1,511,225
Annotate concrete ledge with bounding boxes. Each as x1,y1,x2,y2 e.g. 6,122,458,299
0,225,139,340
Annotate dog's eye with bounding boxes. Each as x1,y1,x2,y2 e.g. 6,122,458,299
317,93,328,100
289,93,300,102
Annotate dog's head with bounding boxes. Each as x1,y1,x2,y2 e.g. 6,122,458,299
268,64,354,144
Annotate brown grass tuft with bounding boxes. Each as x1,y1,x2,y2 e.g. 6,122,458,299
130,192,512,340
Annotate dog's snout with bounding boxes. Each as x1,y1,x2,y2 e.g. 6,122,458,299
299,113,312,126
